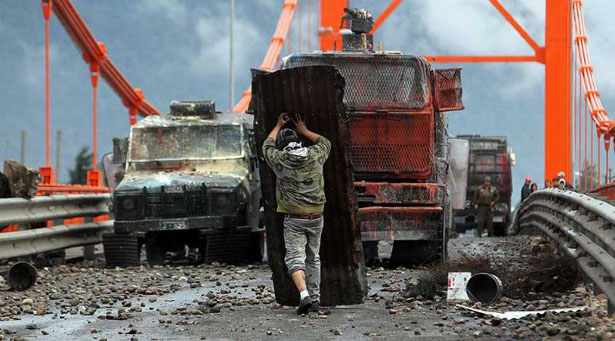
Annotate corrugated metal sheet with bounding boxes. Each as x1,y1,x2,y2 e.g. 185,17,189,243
252,65,367,306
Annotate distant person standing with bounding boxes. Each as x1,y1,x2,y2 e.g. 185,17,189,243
544,180,553,188
530,183,538,193
473,176,500,237
556,171,573,190
521,177,532,201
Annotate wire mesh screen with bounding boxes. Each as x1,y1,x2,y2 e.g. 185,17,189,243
350,112,434,178
282,54,430,110
433,68,464,112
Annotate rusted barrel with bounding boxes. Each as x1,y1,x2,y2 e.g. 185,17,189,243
466,273,503,304
3,262,38,291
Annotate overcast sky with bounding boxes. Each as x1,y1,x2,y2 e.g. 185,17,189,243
1,0,614,207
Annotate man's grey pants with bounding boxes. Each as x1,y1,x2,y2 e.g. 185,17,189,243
283,216,324,302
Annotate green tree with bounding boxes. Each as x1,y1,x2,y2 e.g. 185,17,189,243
68,146,93,185
574,162,604,191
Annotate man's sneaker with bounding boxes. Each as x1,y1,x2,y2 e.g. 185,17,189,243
310,301,320,312
296,297,312,315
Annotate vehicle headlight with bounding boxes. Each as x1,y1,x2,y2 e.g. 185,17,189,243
114,194,143,220
211,192,236,215
495,203,508,212
123,197,135,210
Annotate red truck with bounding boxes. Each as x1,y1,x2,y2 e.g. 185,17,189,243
279,8,464,265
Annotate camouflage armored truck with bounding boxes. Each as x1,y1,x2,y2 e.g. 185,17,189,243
102,101,264,266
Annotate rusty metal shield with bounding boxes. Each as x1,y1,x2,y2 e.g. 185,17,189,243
252,65,367,306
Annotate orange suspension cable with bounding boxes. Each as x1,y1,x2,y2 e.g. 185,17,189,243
42,0,52,167
591,120,594,189
606,136,611,183
93,85,97,170
573,49,577,185
584,96,588,191
598,133,601,186
578,66,582,188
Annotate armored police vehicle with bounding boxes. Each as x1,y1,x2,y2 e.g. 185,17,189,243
103,101,263,266
278,8,465,265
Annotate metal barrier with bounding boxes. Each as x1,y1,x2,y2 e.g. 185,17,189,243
590,183,615,201
0,194,111,226
0,194,112,260
512,188,615,315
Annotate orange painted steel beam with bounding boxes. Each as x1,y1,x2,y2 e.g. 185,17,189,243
233,0,297,113
319,0,347,51
489,0,541,53
544,0,572,180
370,0,402,34
51,0,161,117
37,184,109,195
424,55,540,63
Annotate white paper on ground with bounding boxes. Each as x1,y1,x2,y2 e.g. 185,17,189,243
447,272,472,301
456,304,587,320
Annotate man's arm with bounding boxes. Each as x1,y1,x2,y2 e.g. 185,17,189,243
262,113,291,169
292,114,331,162
492,188,500,206
292,114,320,143
473,189,479,210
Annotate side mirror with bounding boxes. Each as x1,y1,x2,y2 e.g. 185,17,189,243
102,153,125,193
433,68,464,112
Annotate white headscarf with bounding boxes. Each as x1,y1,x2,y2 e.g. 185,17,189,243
284,142,308,157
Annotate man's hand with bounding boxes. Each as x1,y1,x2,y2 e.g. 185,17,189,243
276,113,290,128
293,113,308,135
474,204,478,210
292,114,320,143
268,113,291,141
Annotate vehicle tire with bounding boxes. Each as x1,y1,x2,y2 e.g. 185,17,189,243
390,241,440,267
205,229,250,264
145,233,166,266
362,241,379,265
103,233,140,267
247,231,265,263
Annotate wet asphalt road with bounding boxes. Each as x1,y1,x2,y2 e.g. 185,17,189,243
1,233,613,340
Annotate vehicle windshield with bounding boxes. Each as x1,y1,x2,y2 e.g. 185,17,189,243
129,124,242,162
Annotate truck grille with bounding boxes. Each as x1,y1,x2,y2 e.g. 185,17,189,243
350,112,434,179
146,188,208,218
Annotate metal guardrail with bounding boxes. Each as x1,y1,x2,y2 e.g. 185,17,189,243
0,194,112,260
512,188,615,315
0,221,113,260
0,194,111,226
